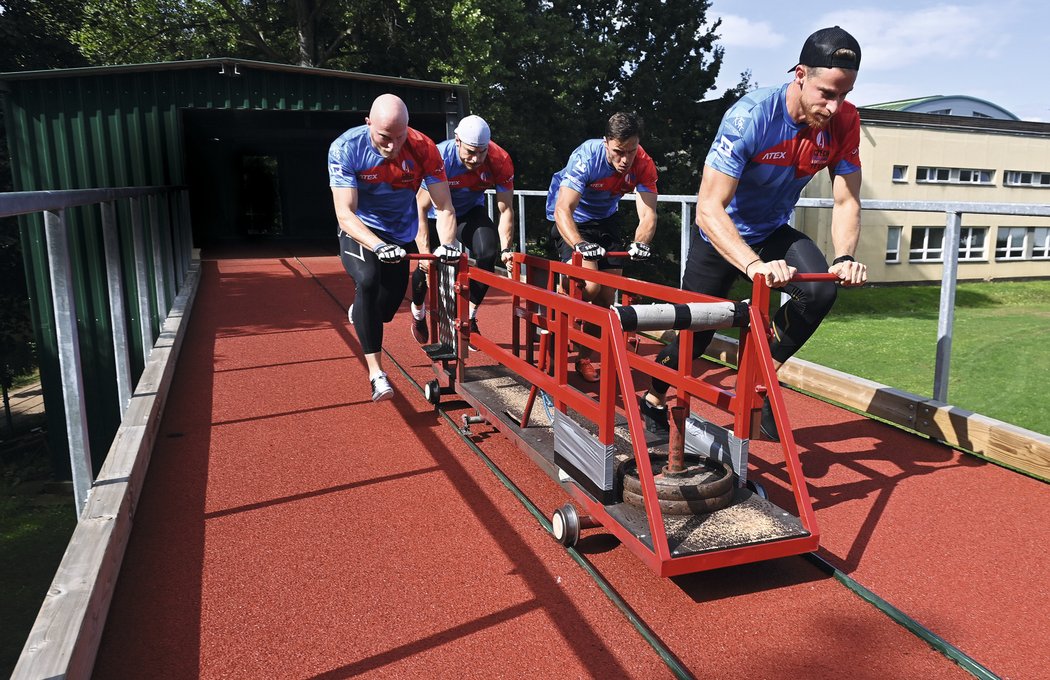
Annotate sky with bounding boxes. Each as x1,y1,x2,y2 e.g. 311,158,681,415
706,1,1048,122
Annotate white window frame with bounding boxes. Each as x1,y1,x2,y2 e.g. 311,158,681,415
916,166,994,185
995,227,1028,260
1033,228,1050,259
910,227,944,262
1004,170,1050,188
958,227,987,262
885,226,902,263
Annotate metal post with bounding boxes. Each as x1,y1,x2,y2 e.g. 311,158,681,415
168,192,184,291
680,201,690,283
100,201,133,415
517,192,526,254
180,189,194,273
44,209,93,515
148,194,169,316
934,211,962,403
130,197,155,360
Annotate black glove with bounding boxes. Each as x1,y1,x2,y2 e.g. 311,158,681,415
374,243,406,264
627,241,651,261
573,241,606,261
433,241,463,264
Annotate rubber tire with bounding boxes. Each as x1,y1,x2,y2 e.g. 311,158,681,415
551,504,580,547
425,379,441,405
746,479,768,500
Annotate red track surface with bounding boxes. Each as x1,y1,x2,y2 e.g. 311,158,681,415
94,252,1048,679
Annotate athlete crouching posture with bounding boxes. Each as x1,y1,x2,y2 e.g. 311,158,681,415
329,94,460,402
546,111,660,383
639,27,868,440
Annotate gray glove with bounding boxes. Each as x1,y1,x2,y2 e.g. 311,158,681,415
627,241,651,261
573,241,606,261
433,241,463,264
374,243,406,264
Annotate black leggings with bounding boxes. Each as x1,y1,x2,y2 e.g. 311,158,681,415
340,231,417,355
411,205,499,307
651,225,837,396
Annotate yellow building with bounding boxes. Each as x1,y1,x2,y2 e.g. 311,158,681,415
800,100,1050,283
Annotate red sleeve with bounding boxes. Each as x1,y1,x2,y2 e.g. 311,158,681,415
635,148,659,194
490,143,515,191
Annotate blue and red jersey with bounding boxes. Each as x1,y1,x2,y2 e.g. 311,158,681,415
425,139,515,218
705,82,861,244
328,125,447,243
545,139,658,223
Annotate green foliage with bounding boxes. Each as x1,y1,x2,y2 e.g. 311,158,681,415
41,0,749,195
0,0,89,71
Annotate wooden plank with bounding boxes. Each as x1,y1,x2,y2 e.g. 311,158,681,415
12,259,201,680
707,334,1050,481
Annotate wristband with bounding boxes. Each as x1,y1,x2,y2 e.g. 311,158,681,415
744,257,762,276
832,255,855,265
501,247,515,254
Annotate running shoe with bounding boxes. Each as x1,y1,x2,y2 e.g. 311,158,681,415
575,357,600,383
468,317,480,351
411,314,428,344
347,304,354,325
370,372,393,402
638,393,670,435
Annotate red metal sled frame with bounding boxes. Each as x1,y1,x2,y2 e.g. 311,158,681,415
421,251,835,577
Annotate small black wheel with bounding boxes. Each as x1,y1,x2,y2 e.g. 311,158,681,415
746,479,768,499
425,379,441,405
551,503,580,547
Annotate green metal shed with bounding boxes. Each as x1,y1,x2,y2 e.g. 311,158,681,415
1,59,469,476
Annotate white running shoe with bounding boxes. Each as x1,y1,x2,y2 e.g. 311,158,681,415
347,304,354,324
370,372,393,402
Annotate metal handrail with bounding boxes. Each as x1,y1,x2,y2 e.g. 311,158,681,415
488,189,1050,403
1,185,193,514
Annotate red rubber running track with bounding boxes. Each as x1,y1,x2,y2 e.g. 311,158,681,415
93,251,1049,679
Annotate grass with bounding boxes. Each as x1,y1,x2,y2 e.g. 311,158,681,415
0,441,77,677
790,280,1050,436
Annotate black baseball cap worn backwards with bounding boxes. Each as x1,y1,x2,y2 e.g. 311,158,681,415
792,26,861,71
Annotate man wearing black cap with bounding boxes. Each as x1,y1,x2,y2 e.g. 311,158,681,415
639,26,868,440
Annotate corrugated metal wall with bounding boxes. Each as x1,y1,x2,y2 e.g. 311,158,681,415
0,59,467,475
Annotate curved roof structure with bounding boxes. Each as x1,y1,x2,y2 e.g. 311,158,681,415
864,94,1019,120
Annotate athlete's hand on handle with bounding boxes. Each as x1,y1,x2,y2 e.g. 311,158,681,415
627,242,651,261
434,241,463,264
749,259,796,289
374,243,406,264
829,258,868,287
574,241,606,261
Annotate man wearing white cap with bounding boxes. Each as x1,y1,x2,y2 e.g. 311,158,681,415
411,114,516,345
329,93,461,402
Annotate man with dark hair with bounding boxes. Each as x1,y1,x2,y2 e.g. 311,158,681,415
411,115,515,345
329,93,460,402
546,111,659,382
640,26,868,439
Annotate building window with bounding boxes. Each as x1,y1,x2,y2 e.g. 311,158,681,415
886,226,902,263
1034,228,1050,259
892,165,907,182
959,227,987,261
1005,170,1050,187
910,227,944,262
916,166,994,185
995,227,1027,260
997,227,1050,260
